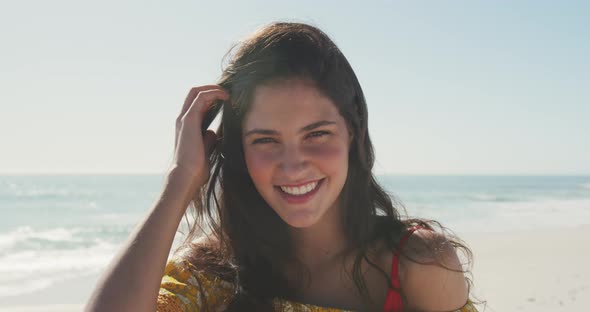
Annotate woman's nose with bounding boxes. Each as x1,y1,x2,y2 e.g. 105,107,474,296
278,144,308,176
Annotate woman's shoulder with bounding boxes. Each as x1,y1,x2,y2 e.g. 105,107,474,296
157,235,236,312
158,256,235,312
398,227,470,311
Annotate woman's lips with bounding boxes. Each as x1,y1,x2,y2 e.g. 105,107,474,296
277,178,323,187
275,178,325,204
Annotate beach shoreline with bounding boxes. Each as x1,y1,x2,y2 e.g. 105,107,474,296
2,225,589,312
0,273,99,311
462,225,590,311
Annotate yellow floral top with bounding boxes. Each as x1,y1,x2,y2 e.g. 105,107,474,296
157,258,479,312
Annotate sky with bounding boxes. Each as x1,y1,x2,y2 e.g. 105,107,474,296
1,1,588,175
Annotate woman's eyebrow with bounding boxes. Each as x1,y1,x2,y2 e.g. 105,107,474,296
243,120,336,137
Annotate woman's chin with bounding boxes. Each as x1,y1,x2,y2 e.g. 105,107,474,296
281,210,321,228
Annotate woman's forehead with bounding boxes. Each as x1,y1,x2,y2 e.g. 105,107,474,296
243,82,343,131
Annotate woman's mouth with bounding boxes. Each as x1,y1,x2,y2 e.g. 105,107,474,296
275,178,325,204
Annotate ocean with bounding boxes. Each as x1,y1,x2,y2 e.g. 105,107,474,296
1,174,589,299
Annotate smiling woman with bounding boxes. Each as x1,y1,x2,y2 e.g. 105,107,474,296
86,21,480,312
242,79,351,229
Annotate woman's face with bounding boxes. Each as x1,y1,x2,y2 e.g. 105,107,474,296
242,79,351,228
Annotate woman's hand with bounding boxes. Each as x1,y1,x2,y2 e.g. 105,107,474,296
85,86,229,312
171,85,229,188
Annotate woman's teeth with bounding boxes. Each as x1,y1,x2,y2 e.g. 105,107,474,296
279,180,319,195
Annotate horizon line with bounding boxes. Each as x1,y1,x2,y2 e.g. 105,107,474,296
1,172,589,177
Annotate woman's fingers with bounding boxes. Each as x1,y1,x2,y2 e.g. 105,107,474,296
172,85,229,185
182,88,229,121
179,85,221,118
174,86,228,150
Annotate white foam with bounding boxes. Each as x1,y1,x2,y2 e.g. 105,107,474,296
0,184,98,198
0,276,53,297
436,197,590,233
0,237,116,297
468,193,514,202
0,226,82,250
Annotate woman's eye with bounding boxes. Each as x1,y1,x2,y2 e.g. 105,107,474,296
307,131,330,139
251,131,330,145
252,137,275,144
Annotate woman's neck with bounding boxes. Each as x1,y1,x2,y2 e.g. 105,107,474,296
289,201,350,269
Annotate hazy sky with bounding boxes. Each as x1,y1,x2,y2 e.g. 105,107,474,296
1,1,588,175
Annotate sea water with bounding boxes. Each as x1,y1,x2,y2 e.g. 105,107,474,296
1,174,589,299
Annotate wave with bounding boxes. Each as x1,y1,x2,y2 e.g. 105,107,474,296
0,227,117,298
0,226,82,251
418,197,590,233
0,188,99,199
0,246,114,297
468,193,518,202
0,181,99,199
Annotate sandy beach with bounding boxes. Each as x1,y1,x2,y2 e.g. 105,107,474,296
462,225,590,311
0,272,99,312
1,226,588,312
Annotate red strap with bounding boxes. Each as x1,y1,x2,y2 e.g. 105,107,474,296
382,225,424,312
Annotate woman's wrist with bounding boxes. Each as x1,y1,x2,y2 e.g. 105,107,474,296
161,165,204,211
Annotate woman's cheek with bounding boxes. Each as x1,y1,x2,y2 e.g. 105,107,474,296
307,141,349,170
245,148,276,182
309,139,348,158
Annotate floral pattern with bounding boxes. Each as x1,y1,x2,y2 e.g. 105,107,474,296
157,258,479,312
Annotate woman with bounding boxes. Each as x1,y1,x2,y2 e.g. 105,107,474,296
86,22,479,312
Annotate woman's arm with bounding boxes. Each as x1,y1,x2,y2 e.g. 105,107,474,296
85,86,229,312
85,168,200,312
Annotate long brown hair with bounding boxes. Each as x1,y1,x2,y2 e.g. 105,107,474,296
172,21,475,311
